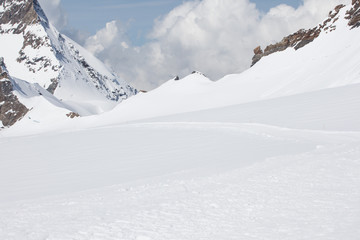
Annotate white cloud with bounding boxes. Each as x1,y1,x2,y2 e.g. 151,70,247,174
85,21,121,54
38,0,68,30
84,0,352,90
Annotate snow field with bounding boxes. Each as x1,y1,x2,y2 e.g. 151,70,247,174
0,123,315,203
0,124,359,240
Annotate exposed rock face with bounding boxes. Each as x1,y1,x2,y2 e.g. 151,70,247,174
346,0,360,29
0,0,46,33
0,58,28,127
252,46,263,66
251,4,346,66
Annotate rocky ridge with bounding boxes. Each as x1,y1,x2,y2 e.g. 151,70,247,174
251,2,359,66
345,0,360,28
0,58,28,127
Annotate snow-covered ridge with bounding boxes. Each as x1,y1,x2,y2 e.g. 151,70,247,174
251,2,359,66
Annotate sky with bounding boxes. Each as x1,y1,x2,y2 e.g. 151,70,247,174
38,0,350,90
59,0,302,46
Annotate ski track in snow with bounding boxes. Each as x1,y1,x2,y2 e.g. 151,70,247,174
1,123,360,240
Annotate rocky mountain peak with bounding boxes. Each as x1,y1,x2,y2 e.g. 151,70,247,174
0,0,47,33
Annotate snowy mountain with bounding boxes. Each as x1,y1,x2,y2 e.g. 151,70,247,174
0,0,136,127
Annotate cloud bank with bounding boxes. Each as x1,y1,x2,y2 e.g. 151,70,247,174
44,0,351,90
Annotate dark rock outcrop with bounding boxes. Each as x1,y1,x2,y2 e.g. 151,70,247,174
66,112,80,119
0,58,29,127
46,78,58,94
0,0,47,33
191,71,206,77
251,46,263,66
251,4,346,66
346,0,360,29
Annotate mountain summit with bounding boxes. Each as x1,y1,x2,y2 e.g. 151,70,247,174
0,0,136,126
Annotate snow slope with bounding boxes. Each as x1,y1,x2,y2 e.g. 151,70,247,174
0,121,360,239
142,82,360,131
11,77,76,124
